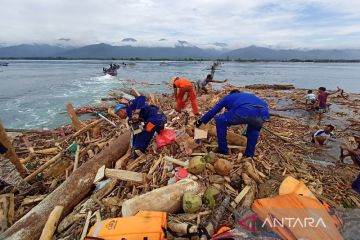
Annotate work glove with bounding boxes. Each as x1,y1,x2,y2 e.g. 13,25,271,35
195,119,203,128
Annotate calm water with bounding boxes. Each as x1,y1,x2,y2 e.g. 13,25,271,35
1,60,359,129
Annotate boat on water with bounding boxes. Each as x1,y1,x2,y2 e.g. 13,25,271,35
103,67,117,76
0,62,9,66
103,63,119,76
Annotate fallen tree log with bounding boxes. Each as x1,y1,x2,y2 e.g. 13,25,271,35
0,131,130,240
121,179,201,217
201,124,247,146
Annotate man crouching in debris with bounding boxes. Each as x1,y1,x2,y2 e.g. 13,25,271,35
0,142,31,193
340,133,360,166
195,89,269,157
311,125,335,147
114,95,167,158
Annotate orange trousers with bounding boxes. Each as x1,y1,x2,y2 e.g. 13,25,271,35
176,87,199,114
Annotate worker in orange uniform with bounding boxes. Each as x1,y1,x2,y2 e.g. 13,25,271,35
172,77,199,115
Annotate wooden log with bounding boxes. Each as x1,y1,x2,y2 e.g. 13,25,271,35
66,103,85,131
0,121,27,176
35,147,59,155
104,169,145,183
80,211,92,240
230,186,251,208
121,179,201,217
240,173,257,208
242,160,264,184
201,124,247,146
167,221,197,236
0,131,130,240
5,128,63,136
24,153,63,182
73,145,80,171
72,119,103,138
39,206,64,240
22,136,34,154
200,196,230,240
0,195,9,233
163,156,188,167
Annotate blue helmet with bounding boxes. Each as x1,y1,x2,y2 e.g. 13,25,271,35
114,104,127,113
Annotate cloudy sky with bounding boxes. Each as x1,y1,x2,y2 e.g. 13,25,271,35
1,0,360,49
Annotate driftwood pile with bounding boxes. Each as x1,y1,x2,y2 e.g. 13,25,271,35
0,83,359,239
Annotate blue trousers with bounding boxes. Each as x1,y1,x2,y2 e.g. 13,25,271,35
215,107,266,157
352,173,360,194
133,114,166,153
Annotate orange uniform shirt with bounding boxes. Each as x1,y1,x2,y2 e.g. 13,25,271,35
173,78,192,88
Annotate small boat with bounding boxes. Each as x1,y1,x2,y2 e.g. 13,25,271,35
103,67,117,76
0,62,9,66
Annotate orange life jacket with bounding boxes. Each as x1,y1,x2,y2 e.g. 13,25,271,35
252,193,343,240
86,211,167,240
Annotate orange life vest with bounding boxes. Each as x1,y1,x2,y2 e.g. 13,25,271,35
86,211,167,240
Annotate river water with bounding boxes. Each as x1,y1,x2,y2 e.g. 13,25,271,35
1,60,359,129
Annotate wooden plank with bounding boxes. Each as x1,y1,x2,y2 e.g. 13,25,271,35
73,119,103,138
66,103,86,131
0,121,27,176
163,156,188,167
73,145,80,171
205,144,246,151
39,206,64,240
104,169,145,183
194,128,208,140
93,165,106,184
21,195,47,206
230,186,251,208
80,211,92,240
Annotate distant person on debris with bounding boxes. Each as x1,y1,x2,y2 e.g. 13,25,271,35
172,76,199,115
311,125,335,147
0,142,31,193
195,89,269,157
340,133,360,166
197,74,228,94
114,96,166,157
316,87,341,113
305,89,317,109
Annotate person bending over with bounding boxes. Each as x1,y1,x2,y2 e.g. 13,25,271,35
195,89,269,157
114,96,167,157
197,74,227,94
340,133,360,166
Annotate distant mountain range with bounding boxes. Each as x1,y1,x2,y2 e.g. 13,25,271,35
1,43,360,60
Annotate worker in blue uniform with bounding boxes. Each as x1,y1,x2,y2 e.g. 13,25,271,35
114,96,167,154
195,89,269,157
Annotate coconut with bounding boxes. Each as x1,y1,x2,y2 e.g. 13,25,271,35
203,186,220,209
214,159,233,176
182,191,202,213
188,156,206,174
204,152,216,164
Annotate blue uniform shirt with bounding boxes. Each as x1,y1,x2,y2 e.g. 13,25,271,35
201,93,269,124
126,96,159,121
